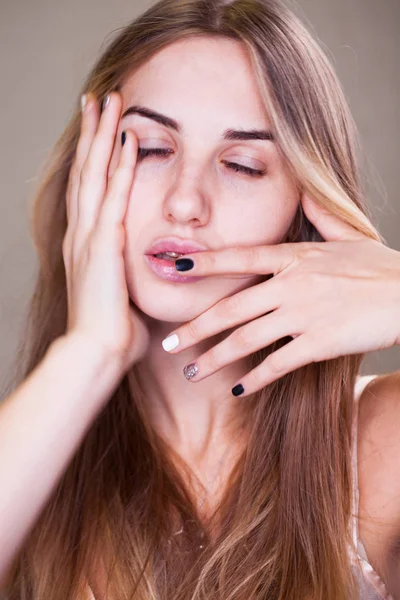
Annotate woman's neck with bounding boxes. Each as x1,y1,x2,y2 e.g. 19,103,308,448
135,317,251,467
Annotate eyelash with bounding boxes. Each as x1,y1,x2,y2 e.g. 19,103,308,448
136,147,266,178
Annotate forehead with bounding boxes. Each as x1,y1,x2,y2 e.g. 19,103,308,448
121,36,272,129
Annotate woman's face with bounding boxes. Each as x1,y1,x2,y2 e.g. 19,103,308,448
110,36,300,323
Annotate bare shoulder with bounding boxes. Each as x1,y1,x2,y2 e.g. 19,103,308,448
357,370,400,594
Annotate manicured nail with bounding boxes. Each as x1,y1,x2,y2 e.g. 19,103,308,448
121,131,127,146
232,383,244,396
183,362,198,380
162,333,179,351
80,94,87,113
102,94,110,111
175,258,194,271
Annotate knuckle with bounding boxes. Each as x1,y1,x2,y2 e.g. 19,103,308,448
245,245,261,269
67,161,78,183
66,177,73,200
295,241,312,255
201,252,216,271
186,318,200,342
221,293,242,319
113,163,133,183
205,346,222,371
88,228,101,251
266,351,286,375
96,218,125,249
62,234,70,257
71,155,81,175
81,157,104,187
307,332,326,361
95,213,117,240
112,223,126,251
80,162,92,185
67,164,79,193
295,242,322,262
70,234,83,263
230,326,252,352
291,244,308,268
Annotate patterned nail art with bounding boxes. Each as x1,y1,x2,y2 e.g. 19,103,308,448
183,362,198,380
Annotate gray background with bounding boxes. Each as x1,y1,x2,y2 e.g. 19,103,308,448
0,0,399,397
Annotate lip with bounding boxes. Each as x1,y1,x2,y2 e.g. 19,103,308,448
144,254,204,283
144,236,207,284
145,236,208,256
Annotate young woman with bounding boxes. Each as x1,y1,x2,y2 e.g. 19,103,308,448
1,0,400,598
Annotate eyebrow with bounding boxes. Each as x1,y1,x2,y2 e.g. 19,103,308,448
121,104,275,143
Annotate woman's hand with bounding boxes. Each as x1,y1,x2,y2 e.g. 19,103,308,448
62,91,149,370
161,194,400,396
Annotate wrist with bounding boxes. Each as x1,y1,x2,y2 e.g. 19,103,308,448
50,333,127,382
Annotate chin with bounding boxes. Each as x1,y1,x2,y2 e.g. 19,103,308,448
126,259,264,324
130,284,217,324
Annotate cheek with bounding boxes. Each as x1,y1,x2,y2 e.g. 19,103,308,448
123,182,147,228
218,186,299,247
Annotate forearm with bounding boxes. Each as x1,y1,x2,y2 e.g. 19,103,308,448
0,334,124,585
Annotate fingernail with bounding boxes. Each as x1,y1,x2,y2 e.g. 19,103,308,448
162,333,179,351
102,94,110,111
121,131,127,146
232,383,244,396
81,94,87,113
183,362,198,380
175,258,194,271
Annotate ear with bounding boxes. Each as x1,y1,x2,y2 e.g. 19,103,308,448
301,194,365,242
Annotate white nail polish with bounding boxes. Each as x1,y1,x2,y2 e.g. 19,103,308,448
80,94,87,113
162,333,179,352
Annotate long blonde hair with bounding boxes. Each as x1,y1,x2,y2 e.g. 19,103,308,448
3,0,386,598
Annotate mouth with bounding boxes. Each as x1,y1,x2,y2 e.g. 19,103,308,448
145,236,208,258
144,252,204,283
144,237,207,282
151,251,184,262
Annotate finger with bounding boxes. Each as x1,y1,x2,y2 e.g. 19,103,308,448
75,91,123,239
66,93,100,234
161,277,281,353
173,244,299,276
181,310,299,383
96,129,138,235
301,194,366,242
229,334,320,397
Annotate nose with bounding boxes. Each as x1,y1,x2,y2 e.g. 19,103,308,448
162,176,211,227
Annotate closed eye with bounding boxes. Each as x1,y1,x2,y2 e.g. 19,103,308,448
136,147,267,178
220,159,266,177
137,147,174,160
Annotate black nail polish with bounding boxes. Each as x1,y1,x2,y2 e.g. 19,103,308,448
232,383,244,396
121,131,126,146
175,258,194,271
